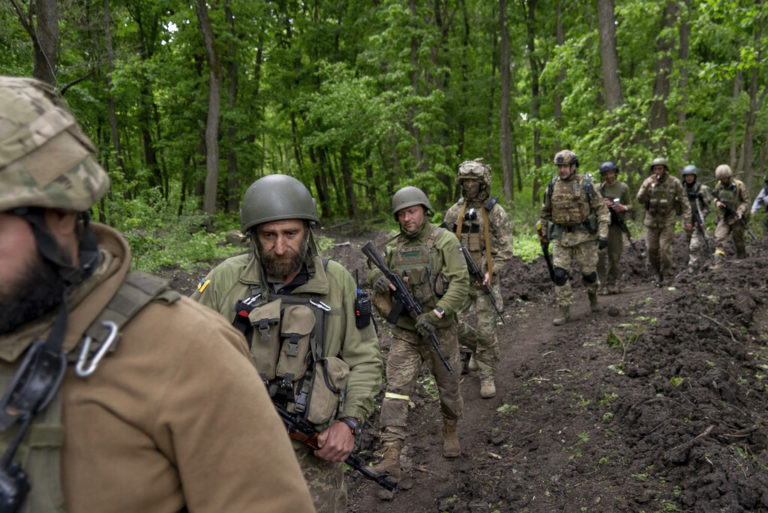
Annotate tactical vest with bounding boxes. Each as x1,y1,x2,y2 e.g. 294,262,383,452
391,226,447,311
715,181,739,206
646,178,680,216
451,198,496,280
230,266,350,430
684,182,701,201
548,175,594,226
0,272,179,513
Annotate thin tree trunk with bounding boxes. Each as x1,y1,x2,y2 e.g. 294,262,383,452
499,0,514,203
10,0,58,85
730,70,742,169
678,0,693,157
524,0,542,206
553,0,564,132
225,0,239,212
737,16,766,189
340,147,359,219
409,0,423,172
649,0,677,142
196,0,222,216
103,0,126,180
597,0,622,111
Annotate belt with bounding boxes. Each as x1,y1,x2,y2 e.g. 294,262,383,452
560,223,588,233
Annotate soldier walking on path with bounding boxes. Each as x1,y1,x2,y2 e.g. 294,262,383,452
636,157,692,284
367,186,469,484
194,174,382,513
443,158,514,399
595,161,632,295
681,164,711,272
540,150,610,326
0,76,315,513
712,164,751,268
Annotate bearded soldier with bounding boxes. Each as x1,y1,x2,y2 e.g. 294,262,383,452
712,164,751,267
367,186,469,483
194,174,382,513
0,76,314,512
681,164,711,271
636,157,692,284
595,161,632,295
540,150,610,326
443,158,514,398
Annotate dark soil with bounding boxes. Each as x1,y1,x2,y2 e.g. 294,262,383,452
167,227,768,513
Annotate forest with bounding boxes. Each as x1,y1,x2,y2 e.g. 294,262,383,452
2,0,767,232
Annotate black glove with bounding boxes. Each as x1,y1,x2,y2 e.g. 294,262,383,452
597,237,608,250
373,276,392,293
415,311,440,337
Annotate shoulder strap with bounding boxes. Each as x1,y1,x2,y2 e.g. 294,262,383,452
547,177,558,197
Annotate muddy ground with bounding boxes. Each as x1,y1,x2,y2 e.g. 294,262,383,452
170,226,768,513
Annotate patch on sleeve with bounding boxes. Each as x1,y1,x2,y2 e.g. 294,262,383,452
197,279,211,293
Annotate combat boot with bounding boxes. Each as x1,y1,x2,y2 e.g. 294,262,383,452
553,305,570,326
735,244,747,259
588,291,599,312
370,441,402,482
468,353,479,372
480,379,496,399
442,418,461,458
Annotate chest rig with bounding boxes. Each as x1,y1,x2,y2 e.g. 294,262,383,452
452,198,495,282
684,181,701,201
646,178,681,216
715,181,739,206
0,272,177,513
231,276,349,429
548,175,594,226
390,226,447,311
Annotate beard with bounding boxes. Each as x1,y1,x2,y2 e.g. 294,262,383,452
0,251,66,335
463,182,481,199
259,237,308,281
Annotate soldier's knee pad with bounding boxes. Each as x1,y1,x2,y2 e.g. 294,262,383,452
582,271,598,284
553,267,569,286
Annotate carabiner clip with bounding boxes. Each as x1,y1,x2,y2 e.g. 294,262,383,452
309,299,331,312
75,321,118,378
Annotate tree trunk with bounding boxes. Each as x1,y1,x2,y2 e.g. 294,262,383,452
729,70,742,169
553,0,564,133
649,0,678,141
196,0,223,216
34,0,58,84
597,0,622,111
737,16,766,189
524,0,543,206
340,147,359,219
103,0,126,180
499,0,514,203
225,0,239,212
409,0,423,172
677,0,693,157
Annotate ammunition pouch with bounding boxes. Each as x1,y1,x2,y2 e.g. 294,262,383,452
305,357,350,425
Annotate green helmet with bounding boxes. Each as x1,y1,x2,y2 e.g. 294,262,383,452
649,157,669,172
456,158,491,187
0,76,110,213
240,174,319,232
681,165,698,177
715,164,732,180
391,186,432,220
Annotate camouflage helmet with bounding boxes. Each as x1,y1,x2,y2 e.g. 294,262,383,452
391,186,432,219
456,158,491,187
0,76,110,213
715,164,732,180
681,164,698,177
648,157,669,172
598,161,618,175
240,174,319,232
553,150,579,168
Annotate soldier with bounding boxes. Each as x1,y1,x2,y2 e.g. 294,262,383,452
193,174,382,513
0,76,315,512
443,158,514,399
595,161,632,295
540,150,609,326
367,186,469,483
712,164,751,267
750,175,768,234
681,164,711,271
636,157,692,284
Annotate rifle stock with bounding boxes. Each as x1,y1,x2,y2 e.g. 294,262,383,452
361,241,453,373
458,245,504,323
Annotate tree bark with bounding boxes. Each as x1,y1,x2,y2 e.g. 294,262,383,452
677,0,693,157
225,0,239,212
196,0,223,216
524,0,543,206
729,70,742,169
597,0,622,111
103,0,126,179
649,0,678,141
553,0,564,130
499,0,514,203
737,15,767,189
34,0,58,84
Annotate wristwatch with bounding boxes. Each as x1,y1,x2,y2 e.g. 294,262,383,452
434,306,445,318
338,417,362,437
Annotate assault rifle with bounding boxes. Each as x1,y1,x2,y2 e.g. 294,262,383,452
535,220,556,283
274,404,399,492
713,191,757,241
361,241,453,373
458,245,504,323
691,195,710,252
599,191,641,255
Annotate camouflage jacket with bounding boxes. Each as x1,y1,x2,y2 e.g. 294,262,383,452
713,179,750,224
636,173,692,229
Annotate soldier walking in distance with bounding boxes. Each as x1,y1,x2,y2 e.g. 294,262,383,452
636,157,692,284
443,158,514,399
595,161,632,295
681,164,711,272
367,186,469,483
712,164,751,268
194,174,382,513
540,150,610,326
0,76,315,513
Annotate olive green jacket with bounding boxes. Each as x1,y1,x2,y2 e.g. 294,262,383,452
193,244,382,423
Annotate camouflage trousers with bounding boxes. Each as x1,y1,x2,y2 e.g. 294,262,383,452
714,219,747,258
597,224,624,287
379,324,463,444
645,222,676,278
552,239,599,307
686,226,709,268
292,441,346,513
457,284,502,381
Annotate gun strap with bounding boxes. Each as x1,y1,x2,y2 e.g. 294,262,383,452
455,202,493,282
